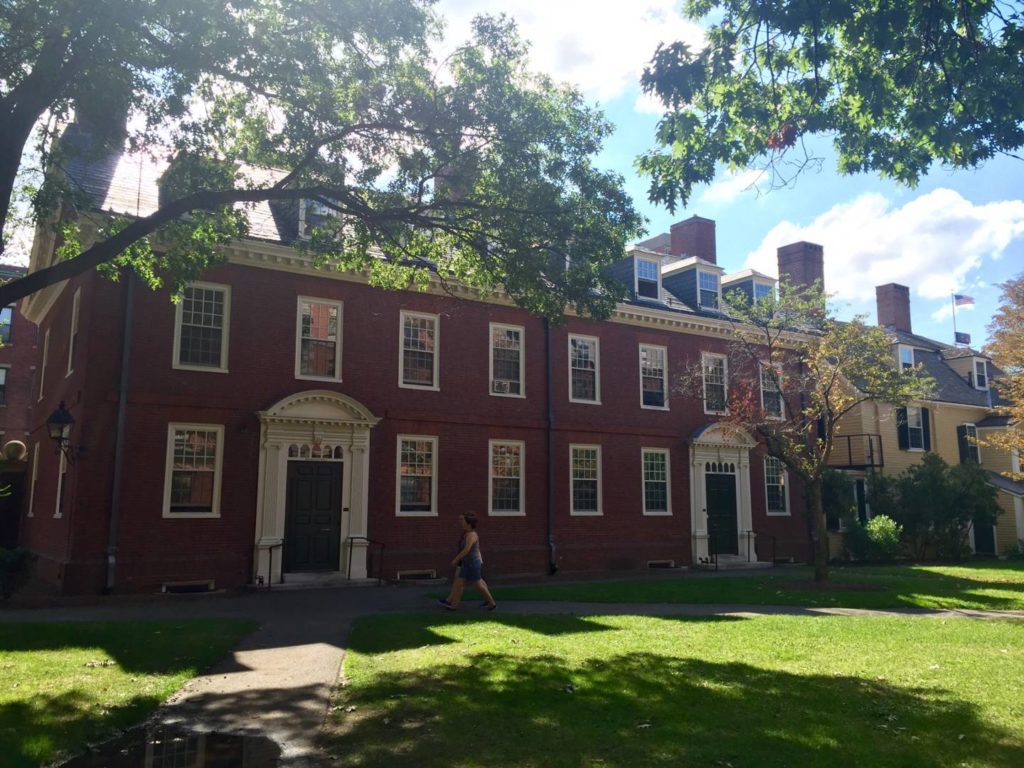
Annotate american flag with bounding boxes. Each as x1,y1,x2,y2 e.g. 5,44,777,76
953,294,975,306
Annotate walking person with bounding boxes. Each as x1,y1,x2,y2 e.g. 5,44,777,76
439,512,497,611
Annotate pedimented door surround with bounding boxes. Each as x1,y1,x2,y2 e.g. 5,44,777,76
689,423,757,563
253,390,380,584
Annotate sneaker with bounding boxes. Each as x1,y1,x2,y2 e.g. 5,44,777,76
480,601,497,611
438,598,455,611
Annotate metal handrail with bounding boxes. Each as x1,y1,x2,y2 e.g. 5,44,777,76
346,536,386,585
255,542,283,590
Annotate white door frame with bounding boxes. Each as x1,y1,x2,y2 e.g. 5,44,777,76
689,423,756,562
253,390,380,584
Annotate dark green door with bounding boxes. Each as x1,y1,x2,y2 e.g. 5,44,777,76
284,461,343,571
706,473,738,555
973,519,996,556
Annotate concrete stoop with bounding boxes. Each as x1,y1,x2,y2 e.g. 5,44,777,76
694,556,774,571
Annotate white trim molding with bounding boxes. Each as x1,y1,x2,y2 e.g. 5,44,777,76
639,344,669,410
489,323,526,398
399,310,440,390
294,296,344,382
162,423,225,518
488,439,526,516
641,448,672,516
689,423,757,563
570,443,603,516
568,334,601,404
253,390,380,585
173,282,231,374
395,434,439,516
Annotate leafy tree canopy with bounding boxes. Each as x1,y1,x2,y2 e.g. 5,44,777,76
638,0,1024,210
985,273,1024,471
0,0,644,319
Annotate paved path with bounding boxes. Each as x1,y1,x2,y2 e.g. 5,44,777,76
2,586,1022,766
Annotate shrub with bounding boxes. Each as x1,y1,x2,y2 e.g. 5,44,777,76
843,520,870,561
0,547,35,600
864,515,903,562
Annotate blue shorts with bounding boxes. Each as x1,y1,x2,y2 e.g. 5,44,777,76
459,559,483,582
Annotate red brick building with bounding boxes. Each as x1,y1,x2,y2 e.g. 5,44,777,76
16,149,815,594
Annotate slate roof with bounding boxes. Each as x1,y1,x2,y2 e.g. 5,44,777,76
987,471,1024,498
64,125,296,243
976,415,1013,428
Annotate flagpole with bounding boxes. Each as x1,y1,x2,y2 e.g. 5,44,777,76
951,293,958,343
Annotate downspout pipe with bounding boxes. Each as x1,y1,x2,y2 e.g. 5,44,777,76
544,318,557,575
105,272,134,593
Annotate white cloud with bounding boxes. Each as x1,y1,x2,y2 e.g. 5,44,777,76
436,1,704,102
930,302,975,322
699,169,766,205
742,189,1024,305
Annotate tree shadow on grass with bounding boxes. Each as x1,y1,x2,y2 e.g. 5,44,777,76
345,612,676,655
0,690,163,768
324,642,1023,768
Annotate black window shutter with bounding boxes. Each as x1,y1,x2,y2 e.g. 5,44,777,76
896,407,909,450
921,407,931,451
956,425,969,464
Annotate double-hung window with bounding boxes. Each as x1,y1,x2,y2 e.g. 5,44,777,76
490,324,524,396
174,283,230,372
163,424,224,517
760,365,783,419
67,288,80,376
639,344,668,409
0,304,12,344
959,423,981,464
400,312,439,389
702,353,728,414
974,359,988,390
296,298,342,380
642,449,670,515
635,258,660,299
0,366,7,406
569,335,600,403
396,436,437,515
765,456,788,515
570,445,601,515
906,406,925,449
899,346,915,370
489,441,524,516
698,271,720,309
753,283,773,302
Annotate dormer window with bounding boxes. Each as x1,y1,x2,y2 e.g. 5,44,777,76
898,345,915,370
974,359,988,390
698,270,720,309
636,258,660,299
753,283,773,302
299,198,339,239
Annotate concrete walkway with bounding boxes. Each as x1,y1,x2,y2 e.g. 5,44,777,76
3,585,1023,766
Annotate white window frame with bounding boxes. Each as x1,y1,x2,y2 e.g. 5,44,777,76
172,282,231,374
0,365,8,407
570,444,602,516
66,287,80,376
963,423,981,463
398,311,440,391
973,359,988,390
641,448,671,516
489,323,525,398
764,456,790,516
906,406,925,451
753,282,774,302
488,440,525,517
634,257,661,300
698,270,720,309
639,344,668,410
760,364,784,420
54,451,67,519
568,334,601,404
294,296,343,382
898,345,915,371
702,352,728,415
162,423,225,519
27,442,39,518
38,328,49,401
395,435,438,517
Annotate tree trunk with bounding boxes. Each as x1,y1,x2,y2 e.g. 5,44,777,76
808,478,829,582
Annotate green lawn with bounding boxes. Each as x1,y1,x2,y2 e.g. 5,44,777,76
492,561,1024,610
326,613,1024,768
0,619,254,767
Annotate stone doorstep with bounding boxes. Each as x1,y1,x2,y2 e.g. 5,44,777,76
249,572,381,591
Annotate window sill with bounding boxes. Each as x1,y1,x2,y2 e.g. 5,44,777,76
569,398,602,405
296,374,344,383
163,512,222,519
704,409,729,416
570,510,603,517
766,511,790,517
641,404,669,411
642,510,672,517
173,364,230,374
488,510,526,517
399,382,440,392
490,391,526,399
396,510,439,517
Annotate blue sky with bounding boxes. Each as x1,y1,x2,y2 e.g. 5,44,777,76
440,0,1024,349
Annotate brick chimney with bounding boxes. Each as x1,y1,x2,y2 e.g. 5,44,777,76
876,283,912,333
670,216,716,263
777,241,824,292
